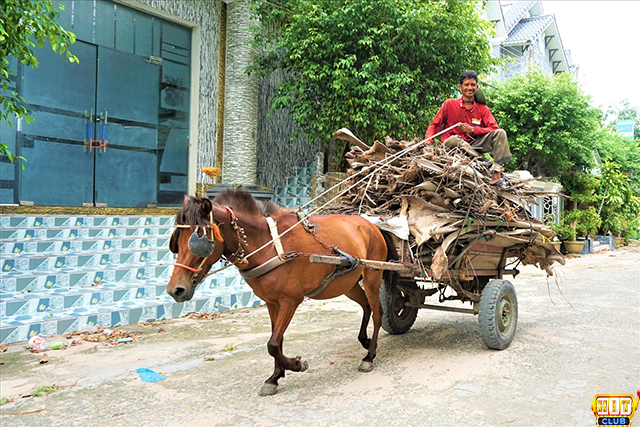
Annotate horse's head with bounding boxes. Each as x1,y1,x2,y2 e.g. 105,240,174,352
167,196,226,302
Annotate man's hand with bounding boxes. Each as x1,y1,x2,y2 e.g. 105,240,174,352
458,123,474,135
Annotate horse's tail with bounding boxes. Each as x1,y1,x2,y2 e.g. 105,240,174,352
379,230,399,296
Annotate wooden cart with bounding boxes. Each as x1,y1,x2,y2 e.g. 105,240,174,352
311,231,532,350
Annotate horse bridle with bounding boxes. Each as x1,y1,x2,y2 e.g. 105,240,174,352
172,205,248,284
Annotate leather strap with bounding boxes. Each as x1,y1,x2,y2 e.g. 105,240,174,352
265,216,285,260
238,251,299,279
238,255,287,279
305,248,360,298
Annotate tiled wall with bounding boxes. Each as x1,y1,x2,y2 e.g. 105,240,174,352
0,214,261,344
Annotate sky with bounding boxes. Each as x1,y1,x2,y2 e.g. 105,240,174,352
539,1,639,114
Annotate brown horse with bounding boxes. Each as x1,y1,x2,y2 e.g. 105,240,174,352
166,190,395,396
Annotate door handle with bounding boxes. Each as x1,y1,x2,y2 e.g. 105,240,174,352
101,111,108,153
89,111,109,152
85,109,93,152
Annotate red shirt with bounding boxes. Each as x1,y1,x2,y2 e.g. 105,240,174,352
425,97,499,142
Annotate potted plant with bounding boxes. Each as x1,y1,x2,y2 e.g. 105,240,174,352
574,207,602,253
550,221,573,253
554,210,584,254
543,214,563,252
558,172,602,254
597,162,640,249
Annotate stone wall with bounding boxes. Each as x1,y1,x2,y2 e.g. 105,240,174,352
256,69,321,191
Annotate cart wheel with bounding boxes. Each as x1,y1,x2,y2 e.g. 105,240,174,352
478,279,517,350
380,274,418,334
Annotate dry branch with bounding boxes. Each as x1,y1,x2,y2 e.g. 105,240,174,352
324,130,565,278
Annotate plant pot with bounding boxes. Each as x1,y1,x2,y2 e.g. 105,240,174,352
615,237,625,248
564,241,585,255
551,242,563,252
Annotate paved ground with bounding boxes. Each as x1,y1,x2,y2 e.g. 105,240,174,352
1,246,638,427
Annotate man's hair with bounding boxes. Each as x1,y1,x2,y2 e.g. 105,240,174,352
459,71,478,85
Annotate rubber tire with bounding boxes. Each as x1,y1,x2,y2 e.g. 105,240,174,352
478,279,518,350
380,275,418,335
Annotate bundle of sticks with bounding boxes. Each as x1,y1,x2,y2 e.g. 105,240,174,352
322,129,565,278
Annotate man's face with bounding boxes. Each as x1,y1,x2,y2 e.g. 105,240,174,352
458,78,478,98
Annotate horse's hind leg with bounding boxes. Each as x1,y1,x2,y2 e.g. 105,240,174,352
358,269,384,372
344,280,372,350
259,300,307,396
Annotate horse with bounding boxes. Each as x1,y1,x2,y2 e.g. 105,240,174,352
166,189,396,396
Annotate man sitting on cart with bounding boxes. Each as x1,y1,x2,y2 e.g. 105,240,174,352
425,70,512,189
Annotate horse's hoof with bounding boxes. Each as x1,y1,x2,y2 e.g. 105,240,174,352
258,383,278,396
295,355,309,372
358,361,374,372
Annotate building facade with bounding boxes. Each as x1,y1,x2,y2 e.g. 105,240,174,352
485,1,577,81
1,0,316,208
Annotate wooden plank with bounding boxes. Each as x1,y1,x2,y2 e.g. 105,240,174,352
361,259,413,273
309,254,343,265
462,256,502,270
308,254,413,274
443,269,518,278
308,255,516,278
470,242,504,253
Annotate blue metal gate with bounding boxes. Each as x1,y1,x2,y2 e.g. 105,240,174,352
0,0,191,207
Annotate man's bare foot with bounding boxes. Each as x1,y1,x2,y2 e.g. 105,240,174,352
489,171,502,185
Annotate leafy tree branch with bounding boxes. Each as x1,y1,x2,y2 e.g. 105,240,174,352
1,0,78,165
249,0,501,145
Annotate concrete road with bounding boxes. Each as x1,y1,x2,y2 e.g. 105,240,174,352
1,247,638,427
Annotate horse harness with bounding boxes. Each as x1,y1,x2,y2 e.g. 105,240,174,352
173,207,361,297
172,206,249,284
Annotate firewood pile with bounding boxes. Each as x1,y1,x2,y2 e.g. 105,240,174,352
321,129,565,279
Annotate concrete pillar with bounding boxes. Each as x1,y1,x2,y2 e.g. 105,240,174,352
222,0,258,184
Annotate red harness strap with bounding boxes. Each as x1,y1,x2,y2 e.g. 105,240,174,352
223,205,235,218
174,262,199,273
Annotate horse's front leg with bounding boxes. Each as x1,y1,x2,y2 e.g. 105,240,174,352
262,304,286,390
259,301,307,396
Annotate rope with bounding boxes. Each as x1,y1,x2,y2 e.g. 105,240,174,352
300,123,462,213
240,123,463,262
179,124,463,276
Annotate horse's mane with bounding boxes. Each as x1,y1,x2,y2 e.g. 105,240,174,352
213,189,287,216
177,190,288,225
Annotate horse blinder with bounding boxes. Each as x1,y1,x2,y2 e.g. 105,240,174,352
188,231,215,258
169,229,180,254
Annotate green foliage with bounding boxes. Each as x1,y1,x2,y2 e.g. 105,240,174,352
552,207,601,240
486,68,600,175
594,127,640,189
574,207,601,238
598,162,640,238
0,0,78,163
0,141,26,169
561,170,600,208
32,384,60,396
550,220,575,242
221,343,237,352
550,170,602,239
249,0,500,145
